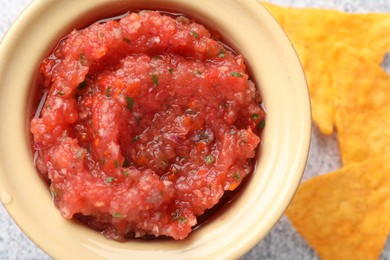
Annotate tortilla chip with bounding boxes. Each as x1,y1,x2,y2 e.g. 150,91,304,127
286,154,390,260
331,46,390,165
263,2,390,135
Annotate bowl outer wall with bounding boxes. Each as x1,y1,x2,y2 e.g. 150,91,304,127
0,0,311,259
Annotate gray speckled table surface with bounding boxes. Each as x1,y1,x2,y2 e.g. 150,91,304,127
1,0,390,259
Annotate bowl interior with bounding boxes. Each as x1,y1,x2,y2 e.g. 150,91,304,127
0,0,310,259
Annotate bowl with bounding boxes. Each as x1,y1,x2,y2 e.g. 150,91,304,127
0,0,311,259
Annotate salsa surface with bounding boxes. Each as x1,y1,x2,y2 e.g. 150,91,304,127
30,11,265,240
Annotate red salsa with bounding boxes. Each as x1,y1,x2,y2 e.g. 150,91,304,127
30,11,265,240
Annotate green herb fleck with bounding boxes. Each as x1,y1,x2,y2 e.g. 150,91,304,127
79,52,87,65
123,170,130,177
56,90,65,96
190,30,199,39
132,135,140,142
168,68,174,74
105,177,114,183
160,161,168,169
151,74,159,87
75,149,84,159
126,96,134,110
114,160,121,168
258,119,266,129
171,210,187,223
123,37,131,44
194,69,202,75
100,159,107,166
185,108,196,115
178,217,187,224
229,129,236,135
177,156,186,162
171,210,180,221
233,172,241,181
172,166,180,175
239,132,248,144
218,49,226,58
112,212,123,218
105,87,112,97
177,16,190,25
251,113,259,120
204,154,215,164
231,71,243,78
122,157,131,168
77,80,87,90
152,55,162,60
199,130,209,140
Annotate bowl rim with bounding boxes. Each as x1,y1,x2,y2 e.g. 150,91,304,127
0,0,311,259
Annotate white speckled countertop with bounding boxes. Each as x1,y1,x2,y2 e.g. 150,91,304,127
1,0,390,259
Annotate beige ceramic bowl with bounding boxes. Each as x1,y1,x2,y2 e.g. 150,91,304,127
0,0,310,259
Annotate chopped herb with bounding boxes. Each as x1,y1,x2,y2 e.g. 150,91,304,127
122,157,131,168
229,129,236,135
160,161,168,169
239,132,248,144
123,37,131,44
251,113,259,120
218,49,226,58
233,172,241,181
56,90,64,96
177,156,186,162
185,108,196,115
77,80,87,90
114,160,121,168
75,149,84,159
190,30,199,39
152,55,162,60
177,16,190,25
171,210,187,223
231,71,243,77
100,159,107,166
105,177,114,183
151,74,159,87
204,154,215,164
168,68,174,74
79,52,87,64
258,119,266,129
199,130,209,140
171,210,180,221
105,87,112,97
112,212,123,218
126,96,134,110
123,170,130,177
178,217,187,224
132,135,140,142
194,69,202,75
172,166,180,175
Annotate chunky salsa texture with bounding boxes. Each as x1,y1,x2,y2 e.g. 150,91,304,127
30,11,265,240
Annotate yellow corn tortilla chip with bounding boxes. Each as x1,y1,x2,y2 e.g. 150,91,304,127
332,46,390,165
286,154,390,260
263,2,390,135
